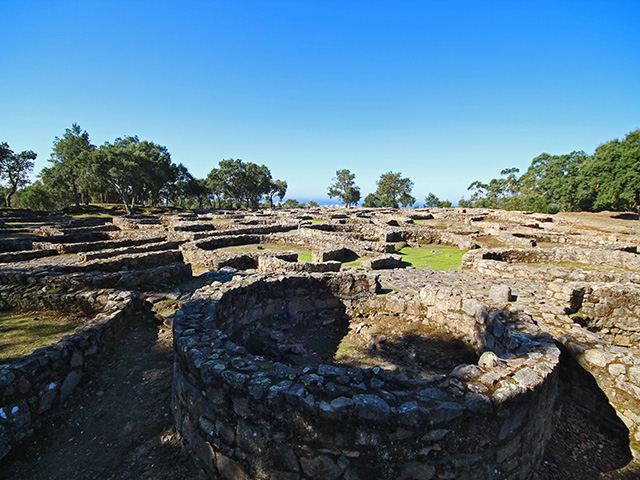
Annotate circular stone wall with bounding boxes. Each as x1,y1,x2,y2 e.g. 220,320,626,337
172,272,560,480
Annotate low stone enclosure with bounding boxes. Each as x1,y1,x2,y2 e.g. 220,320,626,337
0,286,138,459
173,272,560,479
2,206,640,478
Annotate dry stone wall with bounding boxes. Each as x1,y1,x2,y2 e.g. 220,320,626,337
173,273,560,480
463,246,640,270
0,263,191,290
3,206,640,476
257,256,341,273
33,235,167,254
0,289,138,460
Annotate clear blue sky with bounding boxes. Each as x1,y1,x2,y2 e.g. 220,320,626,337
2,1,639,204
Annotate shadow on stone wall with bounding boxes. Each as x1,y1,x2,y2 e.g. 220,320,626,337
557,343,632,466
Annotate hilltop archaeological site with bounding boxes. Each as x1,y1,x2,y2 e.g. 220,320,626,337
0,206,640,479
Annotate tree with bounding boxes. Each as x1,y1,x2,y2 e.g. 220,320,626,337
209,159,274,209
205,168,225,208
267,179,287,207
467,168,520,209
371,171,415,208
136,140,175,206
424,192,452,208
244,163,273,208
424,192,439,207
517,152,593,213
45,123,95,206
90,137,141,214
327,169,361,207
13,180,56,210
586,130,640,218
282,198,301,208
362,193,381,208
458,197,472,208
89,136,175,214
0,143,36,207
161,163,206,208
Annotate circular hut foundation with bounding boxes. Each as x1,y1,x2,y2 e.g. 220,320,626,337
172,272,560,480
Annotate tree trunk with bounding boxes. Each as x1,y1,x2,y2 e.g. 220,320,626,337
635,191,640,220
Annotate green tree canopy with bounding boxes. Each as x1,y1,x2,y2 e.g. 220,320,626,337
424,192,452,208
327,169,361,207
205,168,225,208
0,143,37,207
207,159,274,209
586,130,640,217
90,136,176,214
267,179,287,207
362,193,381,208
13,180,56,210
467,168,520,209
43,123,96,206
371,171,415,208
514,152,593,213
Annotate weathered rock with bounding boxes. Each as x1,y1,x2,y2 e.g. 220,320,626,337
361,254,403,270
489,284,512,303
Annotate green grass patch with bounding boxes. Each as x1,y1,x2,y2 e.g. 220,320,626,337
397,245,467,270
70,213,114,220
341,257,363,268
298,251,312,262
311,219,327,225
413,219,452,229
0,310,87,362
215,243,313,261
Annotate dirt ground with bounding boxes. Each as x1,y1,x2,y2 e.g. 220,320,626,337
0,312,201,480
333,313,479,379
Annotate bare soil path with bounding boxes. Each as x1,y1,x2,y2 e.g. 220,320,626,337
0,311,200,480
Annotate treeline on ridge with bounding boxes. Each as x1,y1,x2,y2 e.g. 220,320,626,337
462,129,640,216
1,124,288,212
1,125,638,215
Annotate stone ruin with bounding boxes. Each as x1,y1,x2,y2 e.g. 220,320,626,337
173,272,559,479
0,206,639,478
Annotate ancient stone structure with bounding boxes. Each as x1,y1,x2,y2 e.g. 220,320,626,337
173,273,560,479
0,287,138,460
1,206,640,478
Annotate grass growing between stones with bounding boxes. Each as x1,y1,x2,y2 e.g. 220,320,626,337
69,213,114,220
397,245,467,270
298,251,312,262
333,314,478,379
532,261,633,274
342,257,363,268
0,310,87,362
215,243,312,260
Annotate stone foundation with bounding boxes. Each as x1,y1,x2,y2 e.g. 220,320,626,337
173,272,560,480
0,288,139,460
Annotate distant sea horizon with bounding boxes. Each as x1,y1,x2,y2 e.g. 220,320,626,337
292,198,340,206
289,198,441,208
